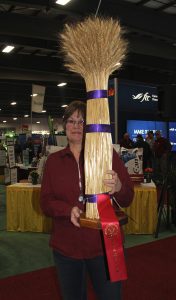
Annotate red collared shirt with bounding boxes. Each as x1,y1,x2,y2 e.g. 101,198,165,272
40,147,134,259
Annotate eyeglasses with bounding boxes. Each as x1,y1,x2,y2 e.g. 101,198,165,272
66,119,84,126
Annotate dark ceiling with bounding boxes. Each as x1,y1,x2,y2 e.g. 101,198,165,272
0,0,176,121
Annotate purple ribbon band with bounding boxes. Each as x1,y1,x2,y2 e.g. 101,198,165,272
85,124,111,133
87,90,108,100
85,193,109,203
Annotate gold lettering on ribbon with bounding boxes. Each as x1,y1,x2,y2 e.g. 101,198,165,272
104,223,119,272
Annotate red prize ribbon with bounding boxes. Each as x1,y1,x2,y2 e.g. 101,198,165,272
97,194,127,282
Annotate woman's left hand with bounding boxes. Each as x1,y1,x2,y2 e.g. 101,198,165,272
103,170,122,194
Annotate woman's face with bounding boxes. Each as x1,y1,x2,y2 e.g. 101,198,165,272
65,110,84,145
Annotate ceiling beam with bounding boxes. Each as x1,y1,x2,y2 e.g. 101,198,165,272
0,0,176,41
0,67,83,83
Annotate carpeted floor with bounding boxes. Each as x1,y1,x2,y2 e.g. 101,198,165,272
0,236,176,300
123,235,176,300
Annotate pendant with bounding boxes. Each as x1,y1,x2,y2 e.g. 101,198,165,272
78,195,84,202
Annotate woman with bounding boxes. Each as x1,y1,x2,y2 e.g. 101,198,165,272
40,101,134,300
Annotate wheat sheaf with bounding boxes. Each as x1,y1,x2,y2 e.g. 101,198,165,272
60,16,128,219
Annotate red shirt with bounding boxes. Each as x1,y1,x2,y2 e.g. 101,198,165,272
40,147,134,259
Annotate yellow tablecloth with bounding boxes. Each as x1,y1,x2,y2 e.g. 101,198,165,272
123,183,157,234
6,183,52,232
6,183,157,234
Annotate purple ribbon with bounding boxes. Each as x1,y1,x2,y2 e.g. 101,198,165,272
87,90,108,100
85,193,109,203
85,124,111,133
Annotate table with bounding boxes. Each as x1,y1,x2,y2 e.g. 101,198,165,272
6,183,52,232
6,182,157,234
123,182,157,234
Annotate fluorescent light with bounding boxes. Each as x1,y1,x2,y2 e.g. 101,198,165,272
13,117,17,120
2,46,15,53
24,115,29,118
31,93,38,97
57,82,67,87
61,104,68,108
0,108,1,111
42,110,46,113
55,0,71,5
3,120,7,123
36,121,40,124
11,101,17,105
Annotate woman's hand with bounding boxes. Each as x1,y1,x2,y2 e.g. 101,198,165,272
70,206,82,227
103,170,122,194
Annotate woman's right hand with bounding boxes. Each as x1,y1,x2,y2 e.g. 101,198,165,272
71,206,82,228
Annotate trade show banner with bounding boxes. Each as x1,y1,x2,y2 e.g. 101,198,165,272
117,80,158,113
113,145,143,176
7,145,15,168
31,84,45,113
169,122,176,152
127,120,167,141
108,79,159,141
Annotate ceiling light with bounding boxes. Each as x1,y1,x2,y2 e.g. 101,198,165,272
57,82,67,87
31,93,38,97
13,117,17,120
3,120,7,123
24,114,29,118
42,110,46,113
55,0,71,5
61,104,68,108
36,121,40,124
2,45,15,53
11,101,17,105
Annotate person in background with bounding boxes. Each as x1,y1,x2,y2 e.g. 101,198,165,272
146,130,155,168
153,130,172,180
133,134,152,170
14,138,22,163
118,132,134,149
146,130,155,151
40,101,134,300
23,137,35,164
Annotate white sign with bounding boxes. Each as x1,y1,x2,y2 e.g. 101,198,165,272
7,145,16,168
31,84,45,113
4,167,11,184
0,150,6,166
10,168,17,184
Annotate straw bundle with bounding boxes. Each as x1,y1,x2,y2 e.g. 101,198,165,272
60,16,127,219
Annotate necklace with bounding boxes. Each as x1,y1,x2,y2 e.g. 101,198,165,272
77,163,84,202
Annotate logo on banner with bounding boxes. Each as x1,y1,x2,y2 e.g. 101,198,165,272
132,92,158,103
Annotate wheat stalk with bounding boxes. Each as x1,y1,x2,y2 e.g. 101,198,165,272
60,16,127,219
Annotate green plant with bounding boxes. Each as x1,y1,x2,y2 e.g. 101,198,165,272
30,170,39,184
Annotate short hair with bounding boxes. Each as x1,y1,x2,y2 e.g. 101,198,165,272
62,101,86,131
136,134,143,139
155,130,161,136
